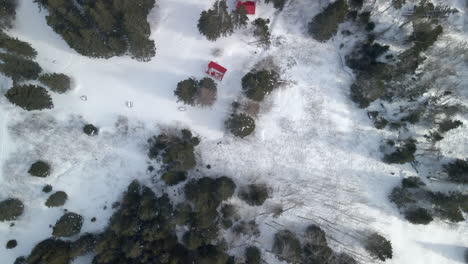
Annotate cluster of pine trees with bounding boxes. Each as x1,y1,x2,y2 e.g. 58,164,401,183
33,0,156,61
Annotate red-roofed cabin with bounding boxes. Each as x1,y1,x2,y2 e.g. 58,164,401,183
206,61,227,81
236,0,256,15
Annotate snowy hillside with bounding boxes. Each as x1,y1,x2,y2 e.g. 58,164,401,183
0,0,467,264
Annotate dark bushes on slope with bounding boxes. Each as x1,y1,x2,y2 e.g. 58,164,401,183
238,183,269,206
365,232,393,261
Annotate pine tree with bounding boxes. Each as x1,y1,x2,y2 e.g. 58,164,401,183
308,0,349,42
197,0,233,41
232,5,249,29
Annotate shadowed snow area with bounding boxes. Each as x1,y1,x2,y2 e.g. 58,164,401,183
0,0,467,264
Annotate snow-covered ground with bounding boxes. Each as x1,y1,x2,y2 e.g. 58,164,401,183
0,0,467,263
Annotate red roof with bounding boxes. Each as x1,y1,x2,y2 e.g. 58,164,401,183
207,61,227,74
236,0,256,15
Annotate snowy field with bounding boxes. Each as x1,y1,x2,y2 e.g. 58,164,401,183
0,0,467,263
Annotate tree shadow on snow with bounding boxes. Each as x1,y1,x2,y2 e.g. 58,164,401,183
417,241,467,263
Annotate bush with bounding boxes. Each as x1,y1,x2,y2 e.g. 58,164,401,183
238,184,269,206
383,139,417,164
410,23,443,53
174,77,218,107
402,177,425,188
388,187,415,209
28,160,51,177
308,0,349,41
26,238,71,264
245,246,261,264
272,230,302,263
198,0,233,41
70,233,96,258
161,171,187,186
83,124,99,136
392,0,405,9
365,233,393,261
430,192,466,222
349,0,364,9
0,198,24,221
405,208,433,225
0,0,17,29
438,119,462,133
265,0,287,10
443,159,468,184
6,239,17,249
220,204,239,229
252,18,271,46
45,191,68,207
39,73,72,93
5,85,53,111
185,177,236,211
241,70,280,101
335,253,358,264
42,184,53,193
0,31,37,58
346,41,390,73
304,225,328,246
0,53,42,81
52,212,84,237
225,113,255,138
232,220,260,237
34,0,156,60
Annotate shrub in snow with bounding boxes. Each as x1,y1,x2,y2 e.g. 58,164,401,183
0,0,17,29
308,0,349,42
438,119,462,133
34,0,156,61
265,0,287,10
197,0,233,41
233,220,260,237
5,85,53,111
42,184,53,193
52,212,84,237
0,198,24,221
45,191,68,207
161,171,187,186
302,225,337,263
368,111,388,129
335,253,358,264
28,160,51,177
252,18,271,46
239,183,269,206
241,70,280,101
404,207,433,225
6,239,17,249
443,159,468,184
39,73,72,94
174,77,218,107
220,203,239,229
0,53,42,81
148,129,199,171
272,230,303,263
365,233,393,261
304,225,328,246
430,191,466,223
226,113,256,138
0,31,37,58
383,139,417,164
401,177,425,188
83,124,99,136
345,40,390,73
185,177,236,211
245,246,261,264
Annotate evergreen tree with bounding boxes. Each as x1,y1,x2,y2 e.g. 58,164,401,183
225,113,256,138
0,0,17,29
197,0,233,41
0,53,42,81
39,73,72,93
365,233,393,261
174,78,199,105
252,18,271,46
0,30,37,58
308,0,349,42
232,5,249,29
443,159,468,184
5,85,53,111
241,70,280,101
